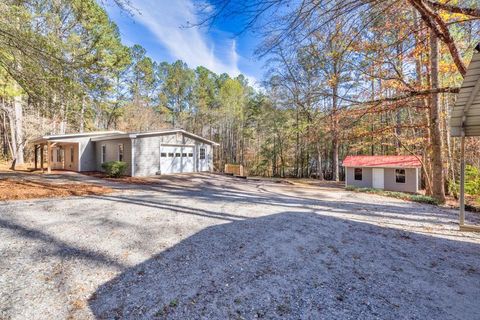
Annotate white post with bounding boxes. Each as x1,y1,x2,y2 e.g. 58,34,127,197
459,134,465,226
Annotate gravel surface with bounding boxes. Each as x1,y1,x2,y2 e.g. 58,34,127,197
1,173,479,320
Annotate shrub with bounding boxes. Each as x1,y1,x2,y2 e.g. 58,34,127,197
448,165,480,199
101,161,127,178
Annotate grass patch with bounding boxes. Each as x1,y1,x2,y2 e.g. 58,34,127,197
346,186,439,205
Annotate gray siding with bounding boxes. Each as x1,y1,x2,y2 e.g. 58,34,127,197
133,132,214,177
384,168,418,193
345,167,373,188
133,136,161,177
95,139,132,174
78,137,98,171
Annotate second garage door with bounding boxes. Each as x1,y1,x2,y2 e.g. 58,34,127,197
160,146,194,174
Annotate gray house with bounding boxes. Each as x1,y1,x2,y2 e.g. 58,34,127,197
31,129,218,176
343,155,421,193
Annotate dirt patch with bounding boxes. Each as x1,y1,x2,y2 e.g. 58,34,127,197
0,178,112,200
445,194,480,213
0,162,37,173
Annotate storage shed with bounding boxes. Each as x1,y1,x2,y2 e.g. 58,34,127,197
31,129,218,176
343,155,422,193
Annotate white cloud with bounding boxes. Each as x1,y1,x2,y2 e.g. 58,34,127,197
131,0,243,77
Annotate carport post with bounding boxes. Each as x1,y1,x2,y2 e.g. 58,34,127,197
47,141,52,174
40,145,44,172
34,145,38,170
459,134,465,226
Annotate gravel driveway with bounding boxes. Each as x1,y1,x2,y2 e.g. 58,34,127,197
1,173,479,319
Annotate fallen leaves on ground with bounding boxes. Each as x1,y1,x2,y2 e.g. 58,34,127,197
0,178,112,200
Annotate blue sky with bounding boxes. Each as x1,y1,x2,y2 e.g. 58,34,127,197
105,0,264,86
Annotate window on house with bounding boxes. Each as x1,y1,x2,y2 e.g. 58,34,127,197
101,145,106,163
182,153,187,157
199,148,206,160
395,169,406,183
118,144,124,161
161,153,167,157
168,153,174,157
70,146,74,163
354,168,362,180
51,149,54,162
175,153,181,157
188,153,193,157
56,147,63,162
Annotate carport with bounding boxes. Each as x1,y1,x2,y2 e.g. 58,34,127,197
450,43,480,231
31,137,80,173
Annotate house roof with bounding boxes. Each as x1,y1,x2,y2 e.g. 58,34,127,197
90,129,220,146
342,155,422,168
32,129,219,146
31,131,124,144
451,43,480,137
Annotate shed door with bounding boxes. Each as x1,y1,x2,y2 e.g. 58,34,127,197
160,146,194,174
372,168,384,189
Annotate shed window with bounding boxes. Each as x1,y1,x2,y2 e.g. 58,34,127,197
118,144,124,161
101,145,106,163
199,148,206,160
354,168,362,180
395,169,406,183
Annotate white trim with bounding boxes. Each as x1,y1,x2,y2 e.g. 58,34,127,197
78,142,82,171
345,168,348,186
415,167,419,192
130,138,135,176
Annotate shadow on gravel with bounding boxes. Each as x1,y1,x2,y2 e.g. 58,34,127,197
0,218,125,270
88,212,480,320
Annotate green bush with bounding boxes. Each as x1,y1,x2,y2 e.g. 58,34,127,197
448,165,480,199
101,161,127,178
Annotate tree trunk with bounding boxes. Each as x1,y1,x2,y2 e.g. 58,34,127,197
332,84,339,181
429,33,446,203
80,96,85,133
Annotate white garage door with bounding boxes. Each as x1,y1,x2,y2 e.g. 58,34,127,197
160,146,194,174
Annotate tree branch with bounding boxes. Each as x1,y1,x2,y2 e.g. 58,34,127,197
424,0,480,17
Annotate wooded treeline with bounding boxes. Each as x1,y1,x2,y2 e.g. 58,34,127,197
203,0,480,202
1,0,480,203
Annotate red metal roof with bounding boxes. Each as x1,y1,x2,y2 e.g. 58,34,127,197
342,155,422,168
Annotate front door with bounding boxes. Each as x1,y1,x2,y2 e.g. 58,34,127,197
372,168,384,189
